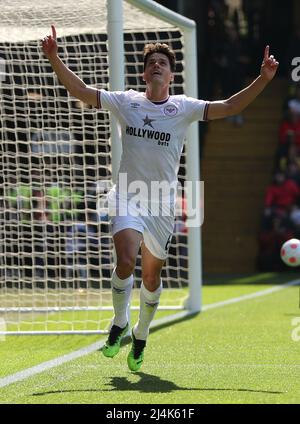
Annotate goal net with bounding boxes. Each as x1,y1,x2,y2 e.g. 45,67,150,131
0,0,201,334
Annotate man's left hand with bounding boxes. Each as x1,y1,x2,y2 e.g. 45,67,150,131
261,45,279,82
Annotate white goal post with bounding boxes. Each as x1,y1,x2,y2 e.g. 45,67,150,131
0,0,202,335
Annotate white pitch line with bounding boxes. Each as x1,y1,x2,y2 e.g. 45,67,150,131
0,340,105,389
201,278,300,311
0,278,299,389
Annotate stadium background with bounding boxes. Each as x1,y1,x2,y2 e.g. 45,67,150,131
1,1,300,406
1,0,299,278
158,0,299,274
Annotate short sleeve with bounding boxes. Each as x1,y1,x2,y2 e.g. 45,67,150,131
97,89,126,117
184,96,210,123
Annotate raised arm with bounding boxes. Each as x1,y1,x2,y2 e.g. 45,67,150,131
41,25,99,107
207,46,279,120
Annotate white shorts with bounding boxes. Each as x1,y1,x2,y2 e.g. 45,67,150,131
108,188,174,260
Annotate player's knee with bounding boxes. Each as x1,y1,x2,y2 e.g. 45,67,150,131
142,273,161,291
116,256,136,278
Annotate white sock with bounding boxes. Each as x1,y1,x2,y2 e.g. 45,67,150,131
111,268,133,328
133,281,162,341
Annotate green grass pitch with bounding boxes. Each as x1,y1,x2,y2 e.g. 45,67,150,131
0,273,300,404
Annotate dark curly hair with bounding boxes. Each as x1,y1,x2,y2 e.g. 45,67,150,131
143,43,176,72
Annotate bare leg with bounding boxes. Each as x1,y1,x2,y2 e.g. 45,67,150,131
113,229,143,279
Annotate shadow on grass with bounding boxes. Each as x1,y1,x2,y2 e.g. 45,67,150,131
119,311,200,348
31,372,284,396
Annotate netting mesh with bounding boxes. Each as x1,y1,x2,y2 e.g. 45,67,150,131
0,0,189,333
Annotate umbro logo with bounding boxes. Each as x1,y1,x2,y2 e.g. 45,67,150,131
130,102,141,109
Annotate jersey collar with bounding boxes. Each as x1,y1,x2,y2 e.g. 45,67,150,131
142,93,170,105
151,96,170,105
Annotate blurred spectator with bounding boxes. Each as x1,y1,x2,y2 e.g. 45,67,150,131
287,85,300,117
279,109,300,147
259,67,300,271
264,171,300,220
277,142,300,173
285,161,300,186
289,204,300,237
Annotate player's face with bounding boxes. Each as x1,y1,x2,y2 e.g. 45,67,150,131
143,53,174,87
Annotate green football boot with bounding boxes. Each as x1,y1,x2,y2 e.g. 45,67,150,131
102,323,129,358
127,330,146,372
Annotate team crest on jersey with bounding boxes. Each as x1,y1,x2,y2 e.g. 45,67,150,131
163,104,178,116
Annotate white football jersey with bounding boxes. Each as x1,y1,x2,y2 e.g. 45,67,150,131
98,89,208,202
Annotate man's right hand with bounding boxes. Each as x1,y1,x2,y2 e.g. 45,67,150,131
42,25,58,60
40,25,99,108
